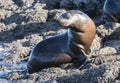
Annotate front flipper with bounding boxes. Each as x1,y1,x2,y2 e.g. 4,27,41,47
104,21,115,28
103,15,116,28
73,49,89,69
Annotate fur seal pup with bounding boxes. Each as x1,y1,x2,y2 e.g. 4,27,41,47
102,0,120,27
27,10,96,74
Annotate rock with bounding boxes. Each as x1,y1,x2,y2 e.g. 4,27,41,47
0,0,120,83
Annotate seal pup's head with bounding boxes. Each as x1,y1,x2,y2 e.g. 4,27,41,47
58,10,96,53
58,10,93,32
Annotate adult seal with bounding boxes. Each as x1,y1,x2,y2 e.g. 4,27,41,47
27,10,96,74
103,0,120,27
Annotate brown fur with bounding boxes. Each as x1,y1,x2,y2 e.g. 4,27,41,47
27,10,96,74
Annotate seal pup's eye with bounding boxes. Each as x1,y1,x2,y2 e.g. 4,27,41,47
62,13,71,19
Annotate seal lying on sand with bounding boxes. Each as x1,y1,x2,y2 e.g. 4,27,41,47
102,0,120,27
27,10,96,74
